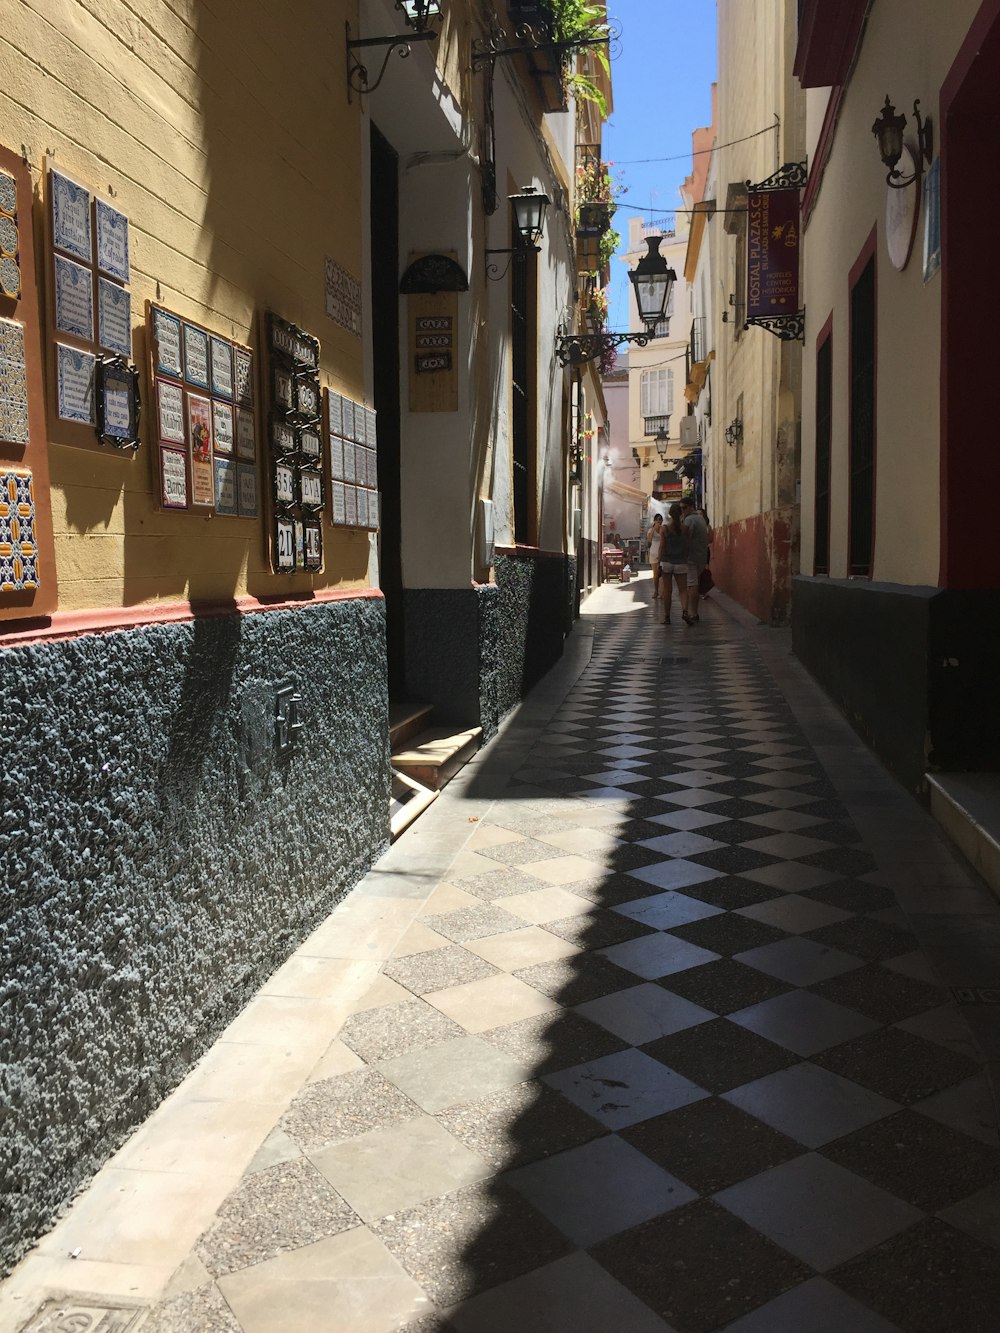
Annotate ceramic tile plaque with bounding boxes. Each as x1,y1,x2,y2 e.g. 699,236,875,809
54,254,94,341
183,323,210,389
330,434,344,480
236,407,255,460
343,439,356,484
210,336,233,399
187,392,213,506
327,390,343,437
214,456,237,515
56,343,95,424
324,255,362,336
341,397,355,443
0,317,29,446
98,277,131,356
156,378,185,445
344,483,357,527
304,520,322,570
0,470,38,590
262,309,322,572
331,479,346,525
160,445,188,509
50,169,92,263
213,399,234,455
356,487,369,530
152,308,183,378
237,462,258,517
235,347,253,406
95,199,129,283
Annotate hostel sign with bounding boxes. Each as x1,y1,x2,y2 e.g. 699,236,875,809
744,163,807,341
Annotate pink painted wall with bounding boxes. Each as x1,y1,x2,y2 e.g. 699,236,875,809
711,506,800,625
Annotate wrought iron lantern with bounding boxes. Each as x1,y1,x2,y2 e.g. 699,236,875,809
725,418,743,448
872,95,933,188
486,187,550,279
395,1,442,32
629,236,677,330
654,430,669,462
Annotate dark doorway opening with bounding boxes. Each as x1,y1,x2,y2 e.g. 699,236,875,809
370,124,404,696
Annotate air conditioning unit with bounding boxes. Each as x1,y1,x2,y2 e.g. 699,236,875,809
679,416,700,447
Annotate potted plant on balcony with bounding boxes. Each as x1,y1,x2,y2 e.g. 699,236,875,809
587,284,608,332
576,159,626,235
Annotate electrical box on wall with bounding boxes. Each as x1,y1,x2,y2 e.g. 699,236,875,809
680,416,700,447
478,497,495,568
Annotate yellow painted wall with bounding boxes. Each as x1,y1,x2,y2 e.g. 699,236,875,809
2,0,369,611
799,0,980,585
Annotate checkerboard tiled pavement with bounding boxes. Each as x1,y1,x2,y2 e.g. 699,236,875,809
20,585,1000,1333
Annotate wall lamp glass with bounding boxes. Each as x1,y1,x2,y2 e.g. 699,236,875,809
725,418,743,447
629,236,677,329
486,187,550,280
872,95,933,188
396,1,442,32
654,430,670,461
346,17,438,102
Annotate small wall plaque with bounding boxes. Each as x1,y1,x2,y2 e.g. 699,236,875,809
95,355,141,449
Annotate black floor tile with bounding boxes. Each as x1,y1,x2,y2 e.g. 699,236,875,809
798,798,852,820
822,1109,1000,1212
687,846,780,874
705,798,771,820
481,1011,629,1076
696,819,783,846
659,960,793,1016
803,880,897,913
571,871,680,907
591,1199,811,1333
810,963,946,1024
804,916,918,962
542,908,656,951
669,913,788,958
642,1016,798,1093
831,1218,1000,1333
803,819,864,845
813,1025,979,1104
514,953,639,1005
621,1097,804,1195
799,847,879,876
679,876,783,911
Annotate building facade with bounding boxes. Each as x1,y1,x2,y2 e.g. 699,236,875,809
0,0,611,1273
793,0,1000,791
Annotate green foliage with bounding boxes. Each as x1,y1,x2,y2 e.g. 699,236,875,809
599,226,620,270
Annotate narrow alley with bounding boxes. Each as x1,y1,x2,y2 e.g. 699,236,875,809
7,577,1000,1333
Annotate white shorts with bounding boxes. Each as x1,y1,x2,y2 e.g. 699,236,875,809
660,562,687,576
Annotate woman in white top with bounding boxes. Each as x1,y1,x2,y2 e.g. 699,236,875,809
646,514,665,604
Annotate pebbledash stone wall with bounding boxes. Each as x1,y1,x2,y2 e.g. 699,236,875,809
0,596,390,1274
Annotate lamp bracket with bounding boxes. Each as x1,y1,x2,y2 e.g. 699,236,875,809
555,330,651,368
746,162,809,193
471,12,615,70
744,311,806,342
485,246,541,281
886,101,933,188
346,21,436,102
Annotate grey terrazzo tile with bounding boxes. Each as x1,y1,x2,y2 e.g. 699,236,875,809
455,868,561,900
478,1009,627,1072
280,1070,421,1151
374,1179,573,1306
539,909,654,950
142,1283,243,1333
437,1080,607,1169
196,1158,359,1277
383,945,501,996
422,904,527,944
475,839,565,866
339,999,467,1064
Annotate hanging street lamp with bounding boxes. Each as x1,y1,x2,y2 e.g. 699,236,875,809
556,236,678,367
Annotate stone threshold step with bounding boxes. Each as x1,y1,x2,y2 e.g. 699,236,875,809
388,700,434,751
392,725,483,791
929,771,1000,904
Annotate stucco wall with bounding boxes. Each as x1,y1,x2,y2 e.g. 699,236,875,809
798,0,981,584
1,0,368,611
0,596,389,1275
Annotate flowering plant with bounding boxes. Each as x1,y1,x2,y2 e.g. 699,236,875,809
576,159,627,205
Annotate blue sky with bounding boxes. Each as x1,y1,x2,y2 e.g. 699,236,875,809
602,1,718,330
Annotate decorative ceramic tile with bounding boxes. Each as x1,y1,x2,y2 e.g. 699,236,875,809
0,318,29,446
234,345,253,406
298,426,322,461
0,170,16,217
211,335,234,399
97,276,131,355
326,388,344,437
345,483,358,527
153,306,183,378
95,197,129,282
56,343,95,424
271,417,295,456
299,469,323,510
50,168,92,262
54,253,93,340
275,516,294,570
0,254,19,299
214,456,237,515
330,434,345,479
183,322,210,388
213,399,234,455
0,470,38,590
236,407,255,461
304,520,322,570
237,462,258,518
325,255,362,336
160,445,188,509
331,479,346,525
0,214,17,256
275,462,295,508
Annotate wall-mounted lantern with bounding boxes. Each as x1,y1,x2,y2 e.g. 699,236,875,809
725,418,743,447
872,95,933,188
486,187,550,280
629,236,677,330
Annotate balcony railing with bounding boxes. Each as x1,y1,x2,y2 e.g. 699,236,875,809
690,316,707,365
644,414,671,437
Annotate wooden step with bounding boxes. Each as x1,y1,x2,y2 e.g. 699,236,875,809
389,768,439,841
929,772,1000,904
389,701,435,752
392,725,483,791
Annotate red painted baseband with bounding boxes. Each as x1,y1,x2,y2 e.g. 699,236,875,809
710,507,799,626
0,586,385,650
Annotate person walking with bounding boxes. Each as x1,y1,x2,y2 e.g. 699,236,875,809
658,503,688,625
680,498,712,625
646,514,665,605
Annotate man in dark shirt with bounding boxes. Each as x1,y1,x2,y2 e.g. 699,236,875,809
681,499,711,624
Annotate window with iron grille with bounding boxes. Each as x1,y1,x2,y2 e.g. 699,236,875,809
849,257,875,576
641,368,673,418
814,333,832,575
690,316,706,364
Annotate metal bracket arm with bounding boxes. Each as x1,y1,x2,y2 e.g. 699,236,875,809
744,311,806,342
346,21,436,101
555,330,651,368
